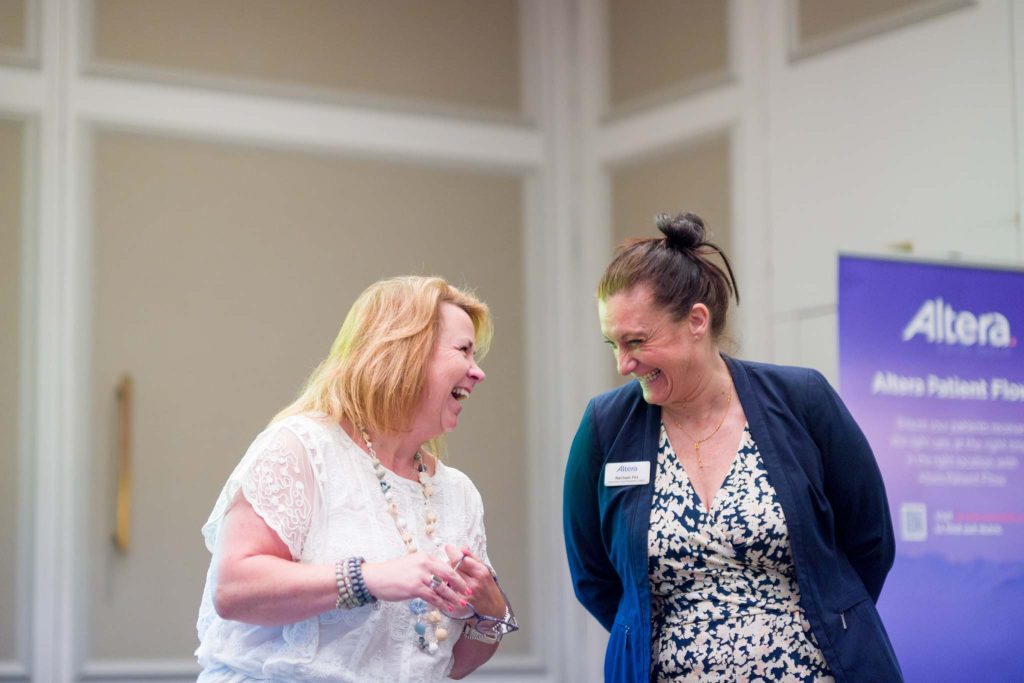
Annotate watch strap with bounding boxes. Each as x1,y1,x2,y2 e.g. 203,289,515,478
461,622,501,644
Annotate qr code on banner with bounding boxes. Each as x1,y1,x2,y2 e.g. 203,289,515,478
900,503,928,542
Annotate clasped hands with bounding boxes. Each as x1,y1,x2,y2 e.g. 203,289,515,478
360,544,503,618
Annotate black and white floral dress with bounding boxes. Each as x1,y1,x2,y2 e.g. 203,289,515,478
648,423,835,682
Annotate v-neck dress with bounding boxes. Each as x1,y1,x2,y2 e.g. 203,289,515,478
647,423,835,682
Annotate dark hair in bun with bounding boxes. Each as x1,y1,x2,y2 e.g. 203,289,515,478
656,212,705,251
598,211,739,338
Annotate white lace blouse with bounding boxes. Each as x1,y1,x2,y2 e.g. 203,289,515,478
195,414,490,683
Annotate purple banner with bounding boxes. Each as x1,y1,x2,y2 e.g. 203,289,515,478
838,255,1024,682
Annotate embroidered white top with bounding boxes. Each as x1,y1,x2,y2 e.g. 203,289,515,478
195,413,490,683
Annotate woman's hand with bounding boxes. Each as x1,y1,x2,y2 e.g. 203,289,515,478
445,545,505,618
361,551,471,613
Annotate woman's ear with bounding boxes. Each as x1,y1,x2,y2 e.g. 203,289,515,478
688,303,711,339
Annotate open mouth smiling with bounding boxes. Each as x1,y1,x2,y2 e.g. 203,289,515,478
637,369,660,384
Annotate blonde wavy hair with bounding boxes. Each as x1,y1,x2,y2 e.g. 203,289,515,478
272,276,492,444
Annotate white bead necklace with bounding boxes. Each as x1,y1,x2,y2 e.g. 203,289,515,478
360,429,449,654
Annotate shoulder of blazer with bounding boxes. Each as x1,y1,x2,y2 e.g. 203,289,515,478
725,355,820,411
590,379,646,418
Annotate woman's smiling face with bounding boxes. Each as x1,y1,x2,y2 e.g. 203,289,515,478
410,302,486,439
599,285,706,408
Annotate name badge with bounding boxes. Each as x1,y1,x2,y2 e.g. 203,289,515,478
604,461,651,486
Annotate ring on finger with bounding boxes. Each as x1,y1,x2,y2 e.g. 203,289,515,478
429,574,443,590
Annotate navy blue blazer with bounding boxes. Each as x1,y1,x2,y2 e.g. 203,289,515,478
563,356,903,682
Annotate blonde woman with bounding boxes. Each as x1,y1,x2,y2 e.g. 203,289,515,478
196,276,517,682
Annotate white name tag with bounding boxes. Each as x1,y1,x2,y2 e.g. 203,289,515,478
604,461,651,486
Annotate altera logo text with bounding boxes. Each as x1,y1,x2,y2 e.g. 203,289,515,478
902,297,1015,348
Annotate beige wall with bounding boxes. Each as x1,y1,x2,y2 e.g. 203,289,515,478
608,134,734,379
92,0,522,114
0,0,26,52
611,135,732,251
0,119,22,660
798,0,943,44
608,0,728,111
89,131,528,658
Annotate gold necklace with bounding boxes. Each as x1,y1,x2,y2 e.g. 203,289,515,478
668,392,732,469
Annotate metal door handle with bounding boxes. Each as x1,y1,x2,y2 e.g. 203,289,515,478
113,375,132,552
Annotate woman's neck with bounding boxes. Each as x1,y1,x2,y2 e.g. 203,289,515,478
341,419,426,480
663,350,731,421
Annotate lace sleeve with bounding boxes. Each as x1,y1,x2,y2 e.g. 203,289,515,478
239,425,318,559
202,421,319,560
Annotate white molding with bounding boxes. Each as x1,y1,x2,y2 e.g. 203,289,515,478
79,659,199,680
604,70,733,123
1013,0,1024,261
82,60,535,129
13,113,38,682
456,670,558,683
79,657,557,683
66,1,92,680
32,0,77,680
513,7,553,677
572,1,616,678
74,75,543,170
521,174,556,670
0,66,44,114
596,85,740,167
728,0,774,361
69,119,93,683
788,0,975,62
524,0,583,679
79,654,551,680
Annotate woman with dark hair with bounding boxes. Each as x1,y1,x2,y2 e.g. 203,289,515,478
563,213,902,682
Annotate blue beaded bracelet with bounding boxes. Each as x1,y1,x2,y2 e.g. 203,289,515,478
335,556,377,609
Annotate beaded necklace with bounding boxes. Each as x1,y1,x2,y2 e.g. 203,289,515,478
360,429,449,655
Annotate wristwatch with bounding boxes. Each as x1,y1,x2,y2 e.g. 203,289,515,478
461,622,501,645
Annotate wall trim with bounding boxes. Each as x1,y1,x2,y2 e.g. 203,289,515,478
522,0,584,678
78,659,558,683
79,660,198,680
75,76,542,170
1012,0,1024,262
604,70,733,124
596,85,740,167
788,0,975,62
0,67,45,114
12,114,38,683
81,61,532,130
728,0,773,361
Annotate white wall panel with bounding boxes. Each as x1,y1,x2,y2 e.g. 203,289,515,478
769,1,1015,317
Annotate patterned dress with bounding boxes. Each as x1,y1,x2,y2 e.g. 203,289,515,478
648,423,834,682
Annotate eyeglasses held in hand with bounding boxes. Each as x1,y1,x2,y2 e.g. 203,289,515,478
441,555,519,637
